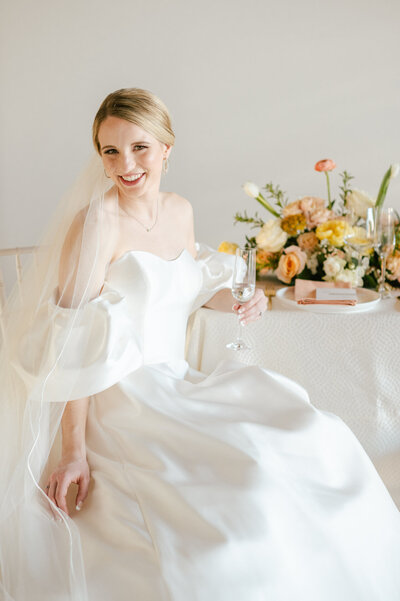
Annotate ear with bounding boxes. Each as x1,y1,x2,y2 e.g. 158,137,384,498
163,144,172,159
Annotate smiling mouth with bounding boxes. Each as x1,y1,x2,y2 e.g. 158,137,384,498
119,172,146,185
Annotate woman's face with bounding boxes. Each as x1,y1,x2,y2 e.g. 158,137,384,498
98,116,171,199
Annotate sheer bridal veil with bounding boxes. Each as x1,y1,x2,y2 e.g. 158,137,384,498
0,154,121,601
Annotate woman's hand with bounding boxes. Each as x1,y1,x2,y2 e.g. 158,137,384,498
233,287,267,324
45,455,90,518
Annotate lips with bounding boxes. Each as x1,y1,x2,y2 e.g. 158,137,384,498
119,172,146,187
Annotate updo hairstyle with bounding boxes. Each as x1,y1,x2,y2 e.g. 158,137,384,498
92,88,175,154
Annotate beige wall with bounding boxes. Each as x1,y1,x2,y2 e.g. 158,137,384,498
1,0,399,250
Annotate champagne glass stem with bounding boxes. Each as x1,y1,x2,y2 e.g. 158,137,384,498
379,253,388,298
235,312,244,345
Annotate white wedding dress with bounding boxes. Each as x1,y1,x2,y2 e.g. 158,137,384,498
30,246,400,600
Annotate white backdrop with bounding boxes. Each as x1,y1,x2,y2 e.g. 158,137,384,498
1,0,399,250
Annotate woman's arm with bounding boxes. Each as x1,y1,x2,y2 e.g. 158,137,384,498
204,288,267,324
183,201,267,322
46,208,114,516
47,397,91,517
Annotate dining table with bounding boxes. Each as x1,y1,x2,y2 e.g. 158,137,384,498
186,277,400,508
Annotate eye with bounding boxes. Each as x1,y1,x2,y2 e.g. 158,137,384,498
104,149,117,155
133,145,148,150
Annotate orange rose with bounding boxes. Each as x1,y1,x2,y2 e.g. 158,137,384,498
275,245,307,284
256,249,275,270
314,159,336,172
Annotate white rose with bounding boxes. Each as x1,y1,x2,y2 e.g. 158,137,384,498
306,254,318,275
323,256,346,280
390,163,400,179
346,189,375,219
336,266,365,288
255,220,288,252
242,181,260,199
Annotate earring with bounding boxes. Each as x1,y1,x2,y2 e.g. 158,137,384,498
163,157,169,174
104,169,110,178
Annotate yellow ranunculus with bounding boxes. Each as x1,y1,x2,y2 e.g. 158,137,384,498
315,219,351,247
218,241,239,255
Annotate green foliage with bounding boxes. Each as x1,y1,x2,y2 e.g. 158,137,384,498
338,171,354,207
263,182,288,209
244,236,257,249
234,210,265,229
363,272,379,289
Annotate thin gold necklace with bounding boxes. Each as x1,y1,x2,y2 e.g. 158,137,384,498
118,191,159,232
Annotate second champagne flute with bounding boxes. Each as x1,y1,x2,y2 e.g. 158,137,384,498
374,207,396,299
226,247,256,351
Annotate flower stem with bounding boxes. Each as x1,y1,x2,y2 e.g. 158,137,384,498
256,194,280,218
325,172,333,208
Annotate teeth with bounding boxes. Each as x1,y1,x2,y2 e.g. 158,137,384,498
121,173,144,182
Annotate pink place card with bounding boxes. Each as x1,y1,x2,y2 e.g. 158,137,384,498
295,279,357,305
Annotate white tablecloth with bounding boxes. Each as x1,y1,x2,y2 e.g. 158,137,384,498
186,295,400,507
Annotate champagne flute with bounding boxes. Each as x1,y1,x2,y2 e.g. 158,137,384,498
374,207,396,299
226,247,256,351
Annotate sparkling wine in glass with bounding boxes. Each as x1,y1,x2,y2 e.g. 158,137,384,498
374,207,396,299
344,207,375,262
226,247,256,351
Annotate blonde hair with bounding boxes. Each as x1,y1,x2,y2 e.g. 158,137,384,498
92,88,175,154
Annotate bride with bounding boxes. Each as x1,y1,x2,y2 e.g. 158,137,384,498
1,88,400,601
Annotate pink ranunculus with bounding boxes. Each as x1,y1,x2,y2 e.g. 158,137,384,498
299,196,325,213
306,208,336,229
275,245,307,284
282,200,303,217
314,159,336,172
296,196,334,229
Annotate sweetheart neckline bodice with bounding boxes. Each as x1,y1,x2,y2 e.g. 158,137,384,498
107,247,195,274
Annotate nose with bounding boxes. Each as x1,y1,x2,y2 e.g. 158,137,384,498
118,151,136,174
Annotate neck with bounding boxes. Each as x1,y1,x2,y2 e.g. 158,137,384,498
117,187,160,219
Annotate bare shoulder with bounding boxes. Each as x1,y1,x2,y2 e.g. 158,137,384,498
162,192,196,257
61,197,117,266
162,192,193,221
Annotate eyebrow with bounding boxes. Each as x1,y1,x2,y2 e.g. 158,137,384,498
101,141,150,151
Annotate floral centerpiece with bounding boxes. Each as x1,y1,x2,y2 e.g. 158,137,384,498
219,160,400,289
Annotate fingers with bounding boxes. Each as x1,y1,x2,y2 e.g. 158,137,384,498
55,478,71,516
46,479,63,521
233,289,267,324
46,473,71,517
75,475,90,511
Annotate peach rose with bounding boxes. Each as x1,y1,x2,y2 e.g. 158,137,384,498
297,232,319,252
386,250,400,281
282,200,303,217
275,245,307,284
314,159,336,172
299,196,325,213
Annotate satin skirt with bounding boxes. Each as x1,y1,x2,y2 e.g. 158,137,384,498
74,360,400,601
